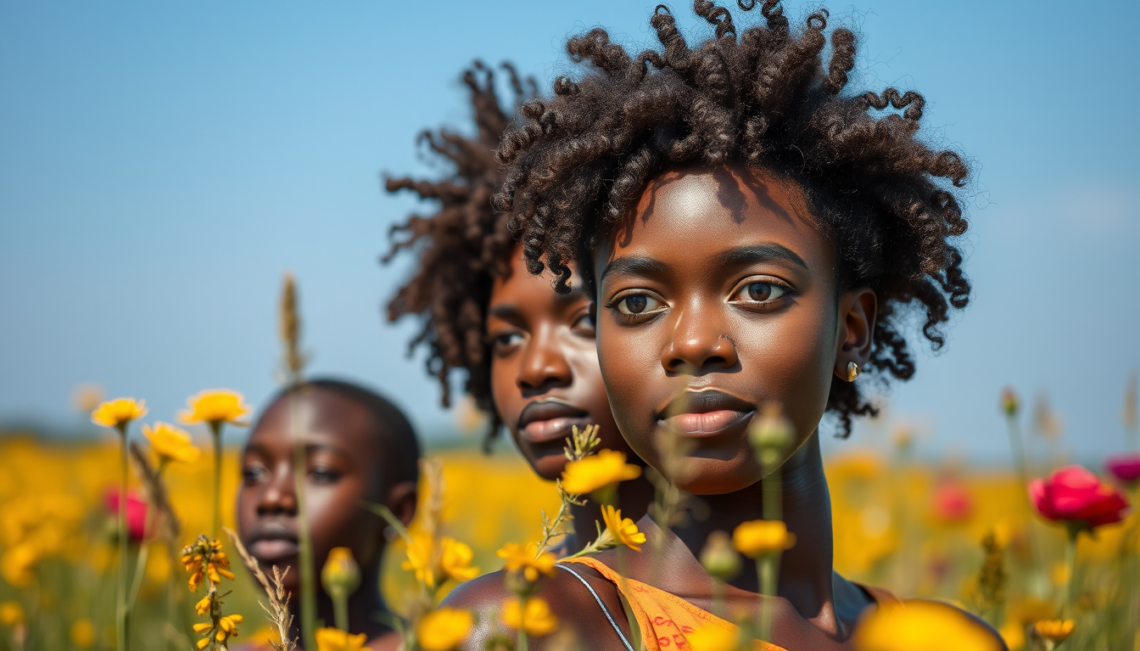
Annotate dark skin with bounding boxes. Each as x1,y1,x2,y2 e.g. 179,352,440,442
236,389,417,651
487,244,653,550
447,166,1003,648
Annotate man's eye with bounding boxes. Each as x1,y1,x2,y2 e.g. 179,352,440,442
572,312,595,332
615,294,664,316
732,281,787,304
241,466,266,484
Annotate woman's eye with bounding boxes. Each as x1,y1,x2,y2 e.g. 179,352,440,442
241,466,266,484
615,294,664,316
492,332,524,350
733,281,787,304
571,311,595,333
309,468,341,484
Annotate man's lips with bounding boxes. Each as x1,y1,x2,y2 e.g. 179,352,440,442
657,390,756,437
517,400,590,444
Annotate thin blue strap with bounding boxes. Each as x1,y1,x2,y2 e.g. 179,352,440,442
556,563,636,651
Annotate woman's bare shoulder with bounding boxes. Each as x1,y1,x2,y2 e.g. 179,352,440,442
441,565,633,650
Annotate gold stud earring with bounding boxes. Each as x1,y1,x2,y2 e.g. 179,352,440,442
846,361,860,382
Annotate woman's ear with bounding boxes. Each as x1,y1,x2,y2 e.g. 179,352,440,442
833,287,877,381
385,481,418,527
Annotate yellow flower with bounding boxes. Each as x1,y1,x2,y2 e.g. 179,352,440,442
853,600,1003,651
402,533,479,587
417,607,474,651
0,601,24,627
560,449,642,496
194,596,212,616
601,505,646,552
497,542,557,583
732,520,796,558
0,542,40,588
143,422,201,464
91,397,147,429
686,626,740,651
999,622,1025,650
70,618,96,648
1032,620,1075,643
501,597,558,637
315,627,368,651
178,390,251,427
322,546,361,597
181,536,235,591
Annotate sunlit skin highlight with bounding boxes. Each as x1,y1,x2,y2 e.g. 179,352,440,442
236,389,415,650
487,244,653,548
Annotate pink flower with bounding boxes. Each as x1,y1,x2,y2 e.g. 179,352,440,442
1029,466,1129,530
1106,453,1140,484
104,487,148,541
932,481,974,523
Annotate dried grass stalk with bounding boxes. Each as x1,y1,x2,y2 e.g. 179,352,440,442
223,527,297,651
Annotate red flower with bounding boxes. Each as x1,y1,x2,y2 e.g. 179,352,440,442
1106,453,1140,484
104,487,148,541
932,481,974,523
1029,466,1129,530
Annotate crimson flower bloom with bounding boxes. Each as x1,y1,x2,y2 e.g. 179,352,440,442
104,488,148,541
1106,453,1140,485
1029,466,1129,531
932,481,974,523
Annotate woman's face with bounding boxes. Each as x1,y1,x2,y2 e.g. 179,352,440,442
594,166,870,495
488,244,628,480
236,390,387,592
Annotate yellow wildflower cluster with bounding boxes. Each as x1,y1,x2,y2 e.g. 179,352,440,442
416,608,474,651
497,542,557,583
501,596,558,637
402,532,479,589
181,535,236,592
192,611,244,649
314,627,367,651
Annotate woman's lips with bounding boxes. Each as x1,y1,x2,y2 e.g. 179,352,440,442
249,538,299,562
517,400,591,445
522,416,591,444
656,390,756,437
661,409,753,436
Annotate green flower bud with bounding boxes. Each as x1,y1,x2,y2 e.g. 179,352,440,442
700,531,741,582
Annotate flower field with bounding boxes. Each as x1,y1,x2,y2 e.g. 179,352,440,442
0,391,1137,651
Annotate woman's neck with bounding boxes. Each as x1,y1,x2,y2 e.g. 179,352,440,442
638,433,836,617
569,472,656,553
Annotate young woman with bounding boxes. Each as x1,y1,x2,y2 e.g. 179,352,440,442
384,62,654,552
446,2,1005,648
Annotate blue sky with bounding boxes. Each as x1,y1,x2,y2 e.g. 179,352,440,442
1,1,1137,465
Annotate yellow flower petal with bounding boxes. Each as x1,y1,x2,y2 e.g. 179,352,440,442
143,422,201,464
853,600,1003,651
601,505,646,552
1032,619,1075,643
315,627,368,651
497,542,557,583
501,597,558,637
417,607,474,651
178,390,251,427
732,520,796,558
91,398,147,429
560,449,642,496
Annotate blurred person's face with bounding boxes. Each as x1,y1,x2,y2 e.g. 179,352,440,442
487,244,632,480
593,166,875,495
236,389,415,593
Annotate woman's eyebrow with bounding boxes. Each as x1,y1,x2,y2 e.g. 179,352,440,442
715,243,808,270
600,256,670,284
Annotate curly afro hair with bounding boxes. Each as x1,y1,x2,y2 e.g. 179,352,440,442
383,61,536,449
493,0,972,437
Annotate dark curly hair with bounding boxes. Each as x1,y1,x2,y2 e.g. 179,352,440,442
383,61,536,449
493,0,972,436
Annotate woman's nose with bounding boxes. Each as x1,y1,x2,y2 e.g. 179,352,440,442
516,325,573,393
257,468,298,516
660,300,738,374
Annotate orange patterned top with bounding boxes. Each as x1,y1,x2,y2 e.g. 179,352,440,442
563,556,899,651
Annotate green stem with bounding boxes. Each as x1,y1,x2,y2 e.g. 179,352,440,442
291,393,318,651
712,579,726,619
117,424,130,651
757,464,782,642
517,627,528,651
1005,414,1042,587
1064,528,1078,618
333,593,348,633
211,423,223,537
128,464,166,610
